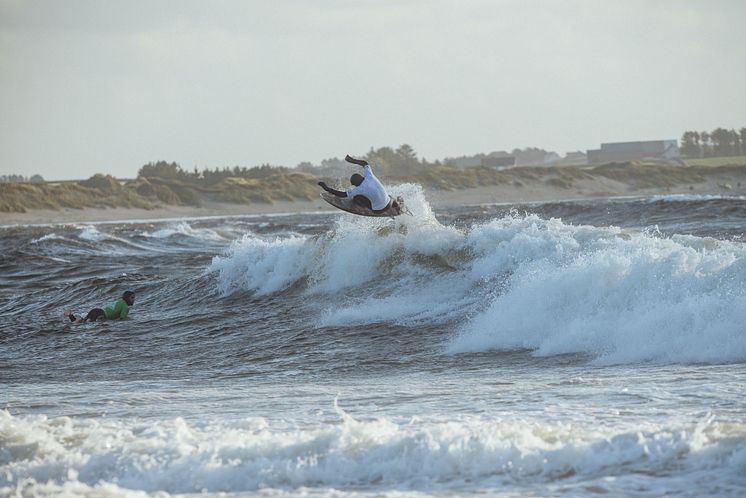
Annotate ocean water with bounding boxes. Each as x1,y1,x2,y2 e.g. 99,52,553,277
2,185,746,497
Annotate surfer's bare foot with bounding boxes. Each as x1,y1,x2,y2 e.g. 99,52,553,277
64,310,77,322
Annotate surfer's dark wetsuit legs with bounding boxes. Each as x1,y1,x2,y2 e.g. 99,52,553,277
353,195,372,210
353,195,392,214
85,308,106,322
69,308,106,322
318,182,389,213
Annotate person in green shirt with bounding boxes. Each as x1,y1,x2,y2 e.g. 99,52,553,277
65,291,135,323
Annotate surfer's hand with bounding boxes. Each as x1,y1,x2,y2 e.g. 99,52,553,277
318,181,333,193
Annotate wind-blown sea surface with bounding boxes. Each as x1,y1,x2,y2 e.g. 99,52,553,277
2,185,746,497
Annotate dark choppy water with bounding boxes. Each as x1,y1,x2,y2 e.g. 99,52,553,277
2,187,746,497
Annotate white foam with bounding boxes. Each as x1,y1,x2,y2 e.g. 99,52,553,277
77,225,108,241
209,234,312,295
67,224,176,255
447,215,746,364
30,233,65,244
650,193,746,202
209,187,746,364
1,407,744,496
142,221,227,241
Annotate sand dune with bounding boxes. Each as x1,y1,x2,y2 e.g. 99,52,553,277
2,162,746,225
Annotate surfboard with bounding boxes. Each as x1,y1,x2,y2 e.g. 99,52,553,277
320,192,405,217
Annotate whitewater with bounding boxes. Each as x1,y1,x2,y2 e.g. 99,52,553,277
2,185,746,497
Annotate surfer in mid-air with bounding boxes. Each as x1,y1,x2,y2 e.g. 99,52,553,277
65,290,135,323
318,155,401,215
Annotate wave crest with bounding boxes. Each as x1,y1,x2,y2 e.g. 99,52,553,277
2,408,744,495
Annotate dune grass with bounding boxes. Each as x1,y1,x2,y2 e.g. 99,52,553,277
0,178,156,213
3,162,745,213
0,171,321,212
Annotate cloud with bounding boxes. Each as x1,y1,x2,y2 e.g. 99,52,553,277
1,0,745,179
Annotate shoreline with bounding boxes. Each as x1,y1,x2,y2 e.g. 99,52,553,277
2,179,745,226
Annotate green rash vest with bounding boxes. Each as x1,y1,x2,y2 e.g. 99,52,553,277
104,298,129,320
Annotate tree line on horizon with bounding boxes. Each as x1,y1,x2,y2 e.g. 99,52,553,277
5,127,746,185
137,144,562,184
134,128,746,184
137,161,296,186
680,127,746,158
0,174,44,183
137,145,441,184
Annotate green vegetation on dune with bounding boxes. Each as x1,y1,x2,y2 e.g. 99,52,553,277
0,176,157,213
3,154,746,213
0,169,321,213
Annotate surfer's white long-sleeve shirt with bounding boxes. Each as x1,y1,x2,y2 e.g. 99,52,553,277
346,165,389,211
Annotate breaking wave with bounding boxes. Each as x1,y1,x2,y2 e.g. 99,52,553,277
2,406,745,496
209,185,746,365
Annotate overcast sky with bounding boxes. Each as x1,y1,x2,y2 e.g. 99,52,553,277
1,0,744,180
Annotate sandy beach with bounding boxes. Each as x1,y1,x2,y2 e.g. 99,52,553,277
2,173,745,226
0,198,337,226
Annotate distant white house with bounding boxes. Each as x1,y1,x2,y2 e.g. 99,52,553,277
587,140,680,164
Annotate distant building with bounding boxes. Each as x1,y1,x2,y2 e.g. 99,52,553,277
558,151,588,166
481,156,515,168
514,150,560,167
587,140,680,164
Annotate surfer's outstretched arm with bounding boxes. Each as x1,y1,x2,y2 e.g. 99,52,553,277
318,181,347,198
345,155,368,167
